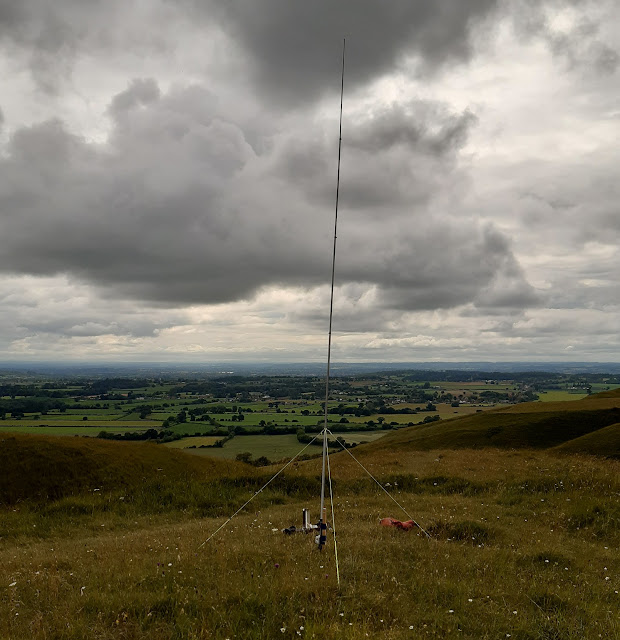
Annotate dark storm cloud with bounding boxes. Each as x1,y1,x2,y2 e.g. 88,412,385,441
338,226,540,313
0,79,535,314
3,0,612,105
0,0,498,105
0,0,506,103
204,0,501,104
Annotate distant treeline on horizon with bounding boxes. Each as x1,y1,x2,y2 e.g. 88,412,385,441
2,360,620,377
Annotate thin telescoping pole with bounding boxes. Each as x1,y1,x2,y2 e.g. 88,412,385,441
319,38,345,550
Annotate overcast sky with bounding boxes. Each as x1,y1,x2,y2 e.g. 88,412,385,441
0,0,619,363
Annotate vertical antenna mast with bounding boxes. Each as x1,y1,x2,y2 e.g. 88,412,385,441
319,38,345,551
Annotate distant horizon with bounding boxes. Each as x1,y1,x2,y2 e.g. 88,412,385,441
2,360,620,376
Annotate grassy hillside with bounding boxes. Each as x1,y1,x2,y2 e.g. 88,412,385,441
371,389,620,456
553,422,620,456
0,433,246,505
587,387,620,399
1,394,619,637
1,444,619,639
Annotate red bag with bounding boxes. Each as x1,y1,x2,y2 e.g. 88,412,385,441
380,517,416,531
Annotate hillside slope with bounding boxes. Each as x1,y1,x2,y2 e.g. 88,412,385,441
553,422,620,457
0,433,245,504
369,389,620,455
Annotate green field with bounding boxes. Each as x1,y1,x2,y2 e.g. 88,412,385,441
208,412,322,427
181,430,389,460
184,434,313,460
164,436,223,449
0,418,160,426
334,431,387,444
537,390,588,402
0,424,154,436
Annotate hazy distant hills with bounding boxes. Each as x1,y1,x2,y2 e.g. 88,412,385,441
2,361,620,376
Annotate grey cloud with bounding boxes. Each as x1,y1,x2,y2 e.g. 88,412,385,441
0,276,189,351
510,1,619,75
204,0,501,105
20,319,159,338
0,0,84,93
549,28,619,75
345,104,477,156
546,276,620,311
1,0,503,103
108,78,161,117
592,43,620,74
5,0,607,109
0,0,181,93
516,157,620,248
276,101,477,212
350,227,540,313
0,80,534,317
481,310,620,339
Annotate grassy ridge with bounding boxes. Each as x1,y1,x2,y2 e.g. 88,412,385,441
372,390,620,456
0,433,244,505
553,422,620,455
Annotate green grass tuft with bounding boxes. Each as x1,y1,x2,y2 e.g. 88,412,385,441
427,520,493,544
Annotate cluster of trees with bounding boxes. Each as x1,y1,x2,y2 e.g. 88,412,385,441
161,409,219,428
295,429,358,449
170,375,357,401
97,428,162,442
97,428,232,445
313,398,436,418
82,378,153,395
0,398,68,418
0,384,68,399
234,452,273,467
